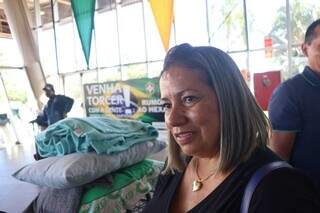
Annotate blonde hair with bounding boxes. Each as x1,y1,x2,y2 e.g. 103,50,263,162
161,43,270,174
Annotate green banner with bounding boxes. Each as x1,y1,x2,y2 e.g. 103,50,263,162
84,78,164,123
71,0,96,69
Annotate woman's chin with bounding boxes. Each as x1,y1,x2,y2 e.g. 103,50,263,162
179,146,197,156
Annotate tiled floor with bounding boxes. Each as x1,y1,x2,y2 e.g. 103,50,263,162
0,130,39,213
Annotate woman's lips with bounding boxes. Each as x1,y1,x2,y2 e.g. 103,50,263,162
174,131,194,145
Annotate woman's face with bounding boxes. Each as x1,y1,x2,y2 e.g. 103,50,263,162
160,65,220,158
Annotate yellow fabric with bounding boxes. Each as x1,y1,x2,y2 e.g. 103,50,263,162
149,0,174,51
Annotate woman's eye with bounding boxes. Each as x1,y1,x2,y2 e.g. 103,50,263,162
162,103,171,110
183,96,197,105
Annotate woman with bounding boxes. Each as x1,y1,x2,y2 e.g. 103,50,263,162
143,43,319,212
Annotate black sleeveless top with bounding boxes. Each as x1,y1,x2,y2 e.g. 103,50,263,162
142,147,320,213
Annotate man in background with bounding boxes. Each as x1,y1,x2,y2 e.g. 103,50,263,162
39,83,74,127
32,83,74,160
268,19,320,188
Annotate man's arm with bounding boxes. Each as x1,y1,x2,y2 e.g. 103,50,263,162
270,131,296,161
64,96,74,113
268,82,300,161
56,95,74,113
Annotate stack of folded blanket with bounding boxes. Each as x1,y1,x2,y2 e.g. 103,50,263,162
35,117,160,157
13,117,166,213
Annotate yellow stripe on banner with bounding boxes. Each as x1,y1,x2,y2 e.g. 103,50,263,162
149,0,174,51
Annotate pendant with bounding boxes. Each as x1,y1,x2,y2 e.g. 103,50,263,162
192,180,202,192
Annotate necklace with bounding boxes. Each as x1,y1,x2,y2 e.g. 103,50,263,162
192,158,218,192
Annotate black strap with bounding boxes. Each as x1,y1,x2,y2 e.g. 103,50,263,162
240,161,292,213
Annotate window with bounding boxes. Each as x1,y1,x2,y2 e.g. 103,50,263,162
175,0,208,46
58,0,72,20
72,19,90,71
97,0,116,11
0,38,23,67
55,21,77,73
247,0,286,50
147,61,162,78
38,28,58,76
98,66,121,82
0,68,38,125
117,2,146,64
229,52,248,71
0,69,29,103
0,9,11,37
40,0,53,26
64,73,84,117
291,0,320,46
121,63,147,80
26,0,37,28
82,71,98,84
290,0,320,74
207,0,246,51
143,0,165,61
249,50,283,75
95,9,120,67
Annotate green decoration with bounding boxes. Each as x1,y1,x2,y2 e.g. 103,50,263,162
71,0,96,69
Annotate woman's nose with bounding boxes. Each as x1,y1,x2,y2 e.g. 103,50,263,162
165,105,187,127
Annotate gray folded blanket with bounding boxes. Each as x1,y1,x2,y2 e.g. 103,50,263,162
24,174,114,213
32,186,83,213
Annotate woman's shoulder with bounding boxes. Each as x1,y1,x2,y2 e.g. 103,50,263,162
241,147,320,212
239,147,282,176
255,166,319,195
250,166,320,212
154,170,181,192
142,170,182,213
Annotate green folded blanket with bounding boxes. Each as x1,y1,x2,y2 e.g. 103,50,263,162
36,117,159,157
79,159,164,213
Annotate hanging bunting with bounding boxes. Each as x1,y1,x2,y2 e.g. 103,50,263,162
71,0,96,69
149,0,174,51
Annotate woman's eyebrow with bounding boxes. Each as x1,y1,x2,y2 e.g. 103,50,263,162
161,89,199,100
160,97,169,102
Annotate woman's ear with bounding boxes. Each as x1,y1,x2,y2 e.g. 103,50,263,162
301,43,308,57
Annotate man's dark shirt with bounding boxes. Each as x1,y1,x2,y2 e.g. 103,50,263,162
43,95,74,125
268,66,320,187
